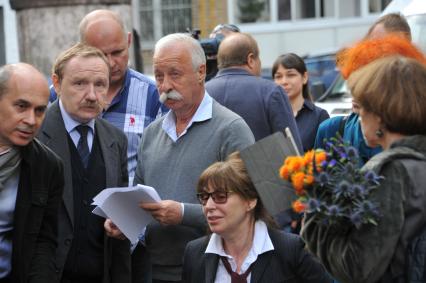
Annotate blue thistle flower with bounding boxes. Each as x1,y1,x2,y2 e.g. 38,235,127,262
317,172,330,186
307,198,320,212
339,152,348,159
328,159,337,167
346,146,359,159
334,180,352,198
357,200,376,213
327,205,341,217
364,170,382,184
344,162,355,174
350,211,363,228
325,141,333,151
352,184,366,198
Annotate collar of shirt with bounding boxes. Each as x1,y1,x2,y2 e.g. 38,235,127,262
296,99,314,115
303,99,315,111
215,67,252,78
59,99,95,149
205,220,274,274
162,91,213,142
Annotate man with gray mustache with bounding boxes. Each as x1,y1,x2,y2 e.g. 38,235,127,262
105,33,255,282
38,43,131,283
158,90,183,104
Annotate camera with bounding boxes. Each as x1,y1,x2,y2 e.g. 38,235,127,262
188,29,225,81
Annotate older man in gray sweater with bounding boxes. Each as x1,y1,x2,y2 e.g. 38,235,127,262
105,33,254,282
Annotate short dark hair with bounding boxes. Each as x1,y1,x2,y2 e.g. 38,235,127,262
217,33,259,69
349,56,426,135
272,53,311,100
197,152,277,228
367,13,411,41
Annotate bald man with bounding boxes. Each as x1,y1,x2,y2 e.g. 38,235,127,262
51,9,167,186
205,32,303,150
0,63,64,283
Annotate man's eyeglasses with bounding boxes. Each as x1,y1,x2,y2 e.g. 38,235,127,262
197,190,233,205
211,24,240,34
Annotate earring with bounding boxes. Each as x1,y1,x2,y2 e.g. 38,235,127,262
375,129,384,138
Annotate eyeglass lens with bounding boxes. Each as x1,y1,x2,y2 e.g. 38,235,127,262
197,191,229,205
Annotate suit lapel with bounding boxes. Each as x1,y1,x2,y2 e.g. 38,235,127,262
205,253,219,283
39,101,74,227
250,251,273,283
95,119,117,188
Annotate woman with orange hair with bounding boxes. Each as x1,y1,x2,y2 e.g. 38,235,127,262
302,53,426,283
313,13,419,165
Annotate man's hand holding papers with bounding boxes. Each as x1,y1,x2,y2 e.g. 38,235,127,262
140,200,183,225
92,184,161,244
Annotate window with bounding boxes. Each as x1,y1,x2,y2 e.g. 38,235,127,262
139,0,154,42
338,0,361,18
235,0,270,23
139,0,192,45
369,0,392,14
232,0,392,24
278,0,291,20
161,0,192,36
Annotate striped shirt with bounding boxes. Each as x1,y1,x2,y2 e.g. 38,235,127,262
101,69,167,184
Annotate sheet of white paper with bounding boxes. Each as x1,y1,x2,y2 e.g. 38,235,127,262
92,206,107,218
91,184,161,243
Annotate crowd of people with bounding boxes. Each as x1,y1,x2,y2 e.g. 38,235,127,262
0,8,425,283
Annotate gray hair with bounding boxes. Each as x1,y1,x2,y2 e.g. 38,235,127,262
154,33,206,70
0,65,13,98
79,9,126,42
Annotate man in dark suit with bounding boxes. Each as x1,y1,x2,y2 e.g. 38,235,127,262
205,32,303,151
38,43,131,283
0,63,64,283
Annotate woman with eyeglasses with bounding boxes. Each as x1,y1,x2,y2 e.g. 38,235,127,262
182,152,332,283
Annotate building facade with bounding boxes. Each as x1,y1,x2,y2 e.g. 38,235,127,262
133,0,391,71
0,0,19,65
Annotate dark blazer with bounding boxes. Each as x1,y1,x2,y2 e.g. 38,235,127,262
182,228,332,283
11,139,64,283
37,101,131,283
206,68,303,152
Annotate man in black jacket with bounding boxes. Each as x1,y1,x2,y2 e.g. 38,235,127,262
38,43,130,283
0,63,64,283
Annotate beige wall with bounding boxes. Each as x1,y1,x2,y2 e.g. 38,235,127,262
193,0,228,38
14,3,132,76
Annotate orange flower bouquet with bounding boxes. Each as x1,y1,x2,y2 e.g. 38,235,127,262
280,137,383,228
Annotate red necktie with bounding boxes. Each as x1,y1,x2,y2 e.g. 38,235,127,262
220,256,254,283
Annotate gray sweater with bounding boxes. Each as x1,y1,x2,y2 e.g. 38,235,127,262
134,100,254,280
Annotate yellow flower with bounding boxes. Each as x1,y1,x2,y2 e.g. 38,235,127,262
315,150,327,165
279,165,290,180
292,200,306,213
303,150,315,165
304,174,315,185
292,171,305,195
288,156,305,172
